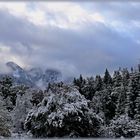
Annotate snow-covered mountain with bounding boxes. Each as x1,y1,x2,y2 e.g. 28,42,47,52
5,61,62,88
28,68,43,81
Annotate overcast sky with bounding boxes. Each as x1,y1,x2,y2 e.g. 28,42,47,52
0,1,140,77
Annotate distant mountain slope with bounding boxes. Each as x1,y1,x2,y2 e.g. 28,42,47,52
3,61,63,88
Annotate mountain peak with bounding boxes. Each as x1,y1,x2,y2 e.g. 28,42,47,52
4,61,63,88
6,61,23,71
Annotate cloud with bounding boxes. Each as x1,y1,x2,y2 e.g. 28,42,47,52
0,2,105,29
0,2,140,78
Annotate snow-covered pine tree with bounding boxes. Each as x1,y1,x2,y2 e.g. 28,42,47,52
113,70,122,87
135,89,140,121
30,89,44,106
92,87,115,124
103,88,116,123
134,73,140,120
0,76,13,99
92,90,107,122
115,83,127,116
126,75,138,118
121,68,130,87
0,96,11,137
12,88,32,133
73,74,86,95
113,68,130,116
103,69,112,88
94,75,103,91
80,76,95,100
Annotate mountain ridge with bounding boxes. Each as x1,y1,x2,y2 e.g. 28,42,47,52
4,61,63,88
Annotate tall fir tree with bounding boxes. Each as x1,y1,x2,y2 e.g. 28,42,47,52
126,76,138,118
115,84,127,116
134,89,140,121
82,76,95,100
113,70,122,87
95,75,103,91
73,74,86,95
122,68,130,87
103,69,112,87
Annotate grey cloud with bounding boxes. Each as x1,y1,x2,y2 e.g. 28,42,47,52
0,6,140,78
81,2,140,22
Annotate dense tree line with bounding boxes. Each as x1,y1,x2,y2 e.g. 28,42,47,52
1,64,140,138
73,64,140,137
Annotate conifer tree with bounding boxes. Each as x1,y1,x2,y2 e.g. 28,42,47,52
138,63,140,72
82,76,95,100
73,74,86,95
116,84,127,116
126,77,138,118
113,70,122,87
103,69,112,87
0,76,12,99
135,89,140,121
95,75,103,91
134,72,140,120
122,68,130,87
0,96,11,137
